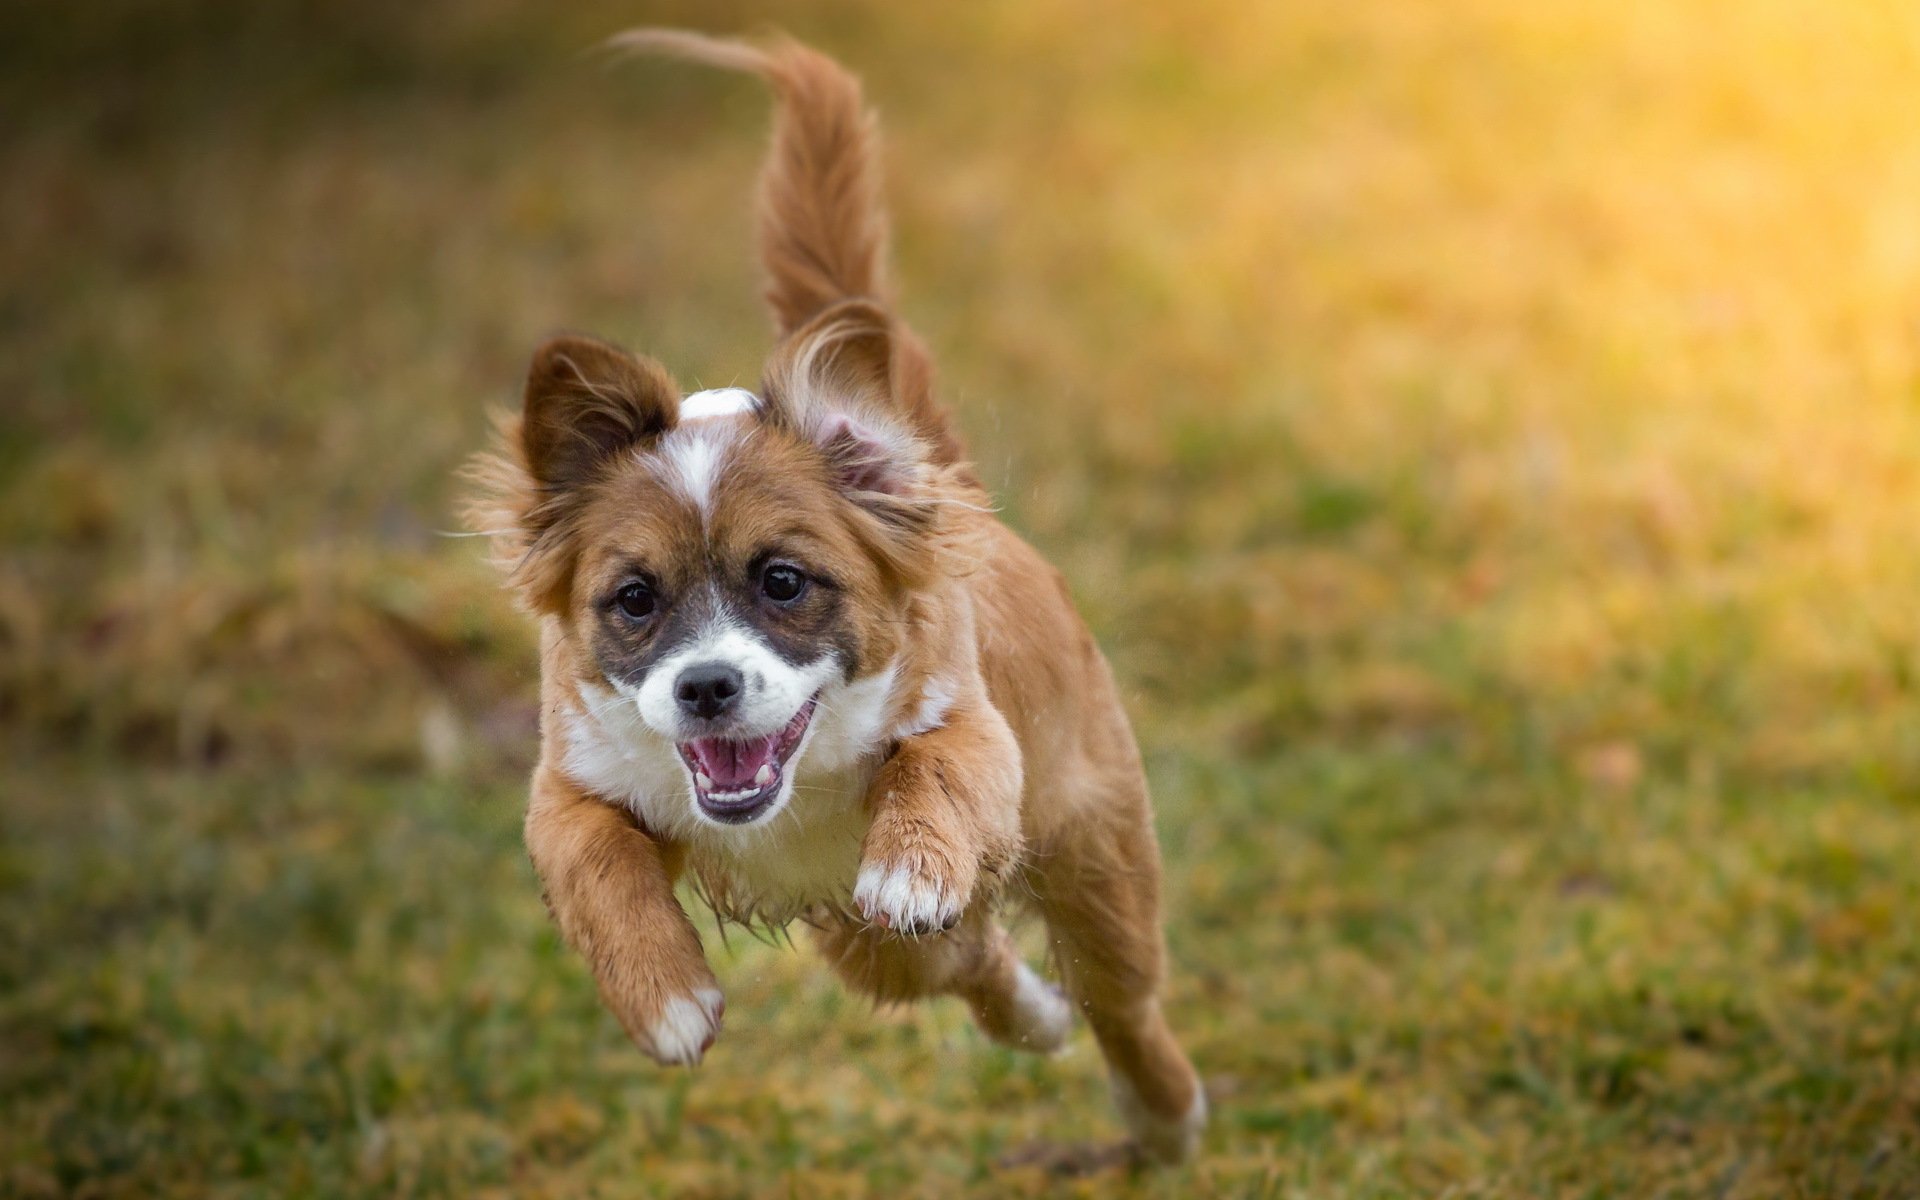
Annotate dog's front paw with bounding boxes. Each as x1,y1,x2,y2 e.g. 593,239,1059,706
853,857,973,936
630,986,725,1066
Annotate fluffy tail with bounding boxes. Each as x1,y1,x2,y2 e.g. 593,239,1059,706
610,28,889,334
609,29,969,468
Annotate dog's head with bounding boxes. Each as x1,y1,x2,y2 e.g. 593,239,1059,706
474,300,956,828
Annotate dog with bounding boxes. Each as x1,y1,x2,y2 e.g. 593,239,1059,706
467,29,1205,1164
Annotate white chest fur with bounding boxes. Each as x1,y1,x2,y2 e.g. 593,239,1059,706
560,665,904,922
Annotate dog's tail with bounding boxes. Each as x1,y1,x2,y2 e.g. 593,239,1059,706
608,29,889,335
608,29,969,468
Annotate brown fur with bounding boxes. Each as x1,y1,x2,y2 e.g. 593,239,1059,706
608,29,969,471
468,30,1204,1162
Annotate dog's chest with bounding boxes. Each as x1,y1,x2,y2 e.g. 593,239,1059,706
559,694,877,921
685,762,875,920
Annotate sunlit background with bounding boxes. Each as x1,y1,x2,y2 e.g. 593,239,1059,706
4,1,1918,1195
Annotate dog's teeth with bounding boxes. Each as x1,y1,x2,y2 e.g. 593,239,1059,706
754,764,774,787
696,772,713,790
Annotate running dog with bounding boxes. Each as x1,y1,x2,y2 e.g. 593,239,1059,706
468,29,1206,1162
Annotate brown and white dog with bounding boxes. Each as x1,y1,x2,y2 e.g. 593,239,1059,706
468,29,1205,1163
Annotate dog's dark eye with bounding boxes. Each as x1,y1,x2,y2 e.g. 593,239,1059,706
761,563,807,603
613,580,656,620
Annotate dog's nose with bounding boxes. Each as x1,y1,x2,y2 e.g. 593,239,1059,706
675,662,744,720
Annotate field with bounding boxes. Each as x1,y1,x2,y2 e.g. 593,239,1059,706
5,1,1920,1195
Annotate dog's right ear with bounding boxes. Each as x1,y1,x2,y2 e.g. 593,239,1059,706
520,335,680,492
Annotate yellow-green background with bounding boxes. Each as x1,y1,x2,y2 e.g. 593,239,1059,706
4,1,1918,1195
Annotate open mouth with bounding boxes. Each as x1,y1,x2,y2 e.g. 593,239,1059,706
675,697,818,824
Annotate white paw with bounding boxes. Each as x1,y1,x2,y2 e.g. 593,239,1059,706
1004,962,1074,1054
643,987,725,1066
1112,1075,1208,1165
853,860,964,936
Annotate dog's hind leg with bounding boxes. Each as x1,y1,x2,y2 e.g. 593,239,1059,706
1030,785,1206,1164
812,911,1073,1054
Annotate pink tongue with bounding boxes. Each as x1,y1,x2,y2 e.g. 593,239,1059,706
685,733,780,790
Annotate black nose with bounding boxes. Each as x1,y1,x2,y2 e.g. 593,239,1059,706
675,662,744,720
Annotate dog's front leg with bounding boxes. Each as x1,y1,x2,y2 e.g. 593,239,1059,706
853,700,1024,936
524,765,723,1064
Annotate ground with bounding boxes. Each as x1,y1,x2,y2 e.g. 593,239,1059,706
3,1,1919,1196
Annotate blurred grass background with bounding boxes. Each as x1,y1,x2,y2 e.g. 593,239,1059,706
4,0,1919,1195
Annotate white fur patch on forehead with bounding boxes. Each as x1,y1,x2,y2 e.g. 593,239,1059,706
648,415,746,522
651,390,758,519
680,388,760,422
659,428,726,518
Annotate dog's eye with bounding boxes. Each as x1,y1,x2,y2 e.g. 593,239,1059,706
613,580,656,620
761,563,807,603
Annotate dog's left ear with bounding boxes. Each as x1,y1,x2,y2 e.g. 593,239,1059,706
762,300,932,524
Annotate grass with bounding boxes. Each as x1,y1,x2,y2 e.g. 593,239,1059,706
4,0,1919,1194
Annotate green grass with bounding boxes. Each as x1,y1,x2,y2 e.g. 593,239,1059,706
4,0,1919,1195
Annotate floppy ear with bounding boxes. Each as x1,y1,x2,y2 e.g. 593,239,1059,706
520,334,679,492
784,298,894,398
763,299,922,502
